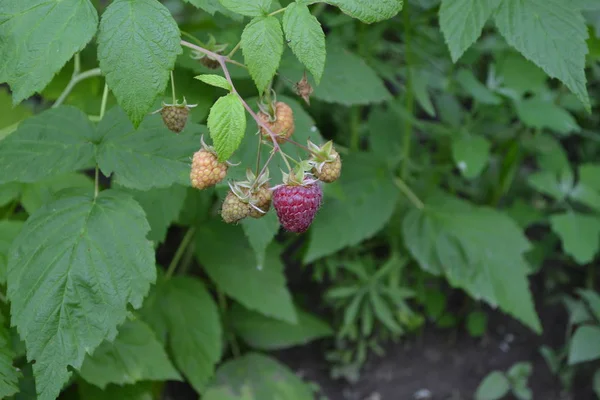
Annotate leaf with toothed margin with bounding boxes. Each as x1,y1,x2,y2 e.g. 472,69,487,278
7,189,155,400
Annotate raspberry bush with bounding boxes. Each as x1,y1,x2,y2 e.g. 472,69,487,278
1,0,600,399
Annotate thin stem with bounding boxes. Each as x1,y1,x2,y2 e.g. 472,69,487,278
401,5,414,180
350,106,360,151
217,290,241,358
180,40,283,152
165,228,196,279
394,178,424,210
256,150,277,186
94,165,99,198
73,53,81,76
224,58,247,69
99,83,109,120
170,70,176,104
279,149,293,172
227,40,242,58
279,136,318,156
180,30,204,46
53,68,102,108
255,135,263,177
268,7,286,16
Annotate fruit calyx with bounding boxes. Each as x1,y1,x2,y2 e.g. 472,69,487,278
190,34,228,69
308,140,342,183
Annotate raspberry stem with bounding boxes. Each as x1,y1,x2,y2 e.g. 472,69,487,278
170,70,176,104
180,39,283,153
394,178,424,210
165,228,196,279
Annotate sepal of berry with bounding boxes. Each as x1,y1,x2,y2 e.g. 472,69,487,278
294,71,313,106
308,140,342,183
236,169,272,218
154,97,197,133
258,101,295,144
190,136,228,189
221,188,251,224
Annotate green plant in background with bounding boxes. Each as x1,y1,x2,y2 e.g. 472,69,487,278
1,0,600,399
475,362,533,400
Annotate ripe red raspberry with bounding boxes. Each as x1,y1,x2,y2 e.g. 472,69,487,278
190,149,228,189
221,191,250,224
249,185,272,218
273,182,322,233
258,102,295,144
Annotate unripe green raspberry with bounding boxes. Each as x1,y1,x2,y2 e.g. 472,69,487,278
221,191,250,224
249,185,272,218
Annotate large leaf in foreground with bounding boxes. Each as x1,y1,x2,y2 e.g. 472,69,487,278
0,107,96,184
323,0,403,23
494,0,590,111
7,190,155,400
0,0,98,103
402,193,542,333
97,0,182,126
204,353,313,400
196,222,296,323
79,319,181,388
97,107,201,190
0,311,20,398
142,276,222,394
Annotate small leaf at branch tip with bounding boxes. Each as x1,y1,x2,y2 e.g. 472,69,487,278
195,74,232,91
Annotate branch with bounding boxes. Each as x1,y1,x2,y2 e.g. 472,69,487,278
180,40,282,152
53,67,102,108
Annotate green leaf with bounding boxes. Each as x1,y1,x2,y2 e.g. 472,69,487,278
229,304,333,350
410,69,436,117
571,164,600,212
97,0,182,126
494,0,591,111
7,190,155,400
323,0,403,23
474,371,510,400
219,0,272,16
97,107,201,190
515,97,579,135
0,88,31,131
196,221,297,323
241,16,284,93
577,289,600,321
439,0,500,62
527,171,572,201
116,185,188,244
367,106,404,163
282,3,326,84
0,311,20,398
451,135,491,179
0,0,98,103
550,212,600,264
147,276,222,394
466,311,488,337
79,319,181,388
204,353,313,400
21,173,94,215
496,52,547,97
455,69,501,105
280,45,391,105
0,221,23,285
402,193,542,333
0,183,21,208
78,381,156,400
195,74,232,91
569,325,600,364
0,106,96,184
305,153,399,262
207,93,247,162
241,212,280,269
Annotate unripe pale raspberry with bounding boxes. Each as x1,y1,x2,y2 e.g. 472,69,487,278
249,185,272,218
190,150,228,190
221,191,251,224
258,102,295,144
313,152,342,183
